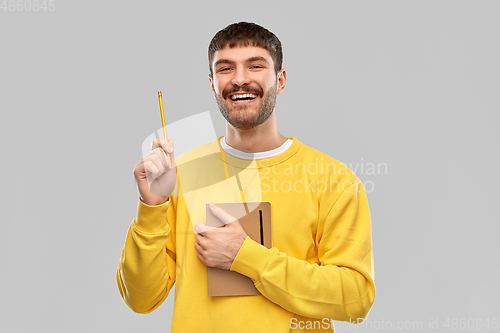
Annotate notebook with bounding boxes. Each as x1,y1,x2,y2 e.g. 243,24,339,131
206,202,272,296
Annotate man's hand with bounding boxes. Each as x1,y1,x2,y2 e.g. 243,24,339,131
194,203,248,270
133,138,176,206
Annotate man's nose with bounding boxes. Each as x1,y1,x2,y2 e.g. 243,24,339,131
231,67,251,86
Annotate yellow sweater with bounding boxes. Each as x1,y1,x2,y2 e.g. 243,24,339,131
117,137,375,332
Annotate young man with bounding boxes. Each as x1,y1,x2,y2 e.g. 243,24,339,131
117,22,375,332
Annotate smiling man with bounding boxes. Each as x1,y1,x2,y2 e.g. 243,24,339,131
117,22,375,332
212,46,282,132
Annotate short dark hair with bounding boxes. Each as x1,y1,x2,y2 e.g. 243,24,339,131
208,22,283,76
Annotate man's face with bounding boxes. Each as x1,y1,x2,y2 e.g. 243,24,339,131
209,45,286,130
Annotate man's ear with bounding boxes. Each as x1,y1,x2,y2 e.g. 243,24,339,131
208,74,216,98
276,69,287,95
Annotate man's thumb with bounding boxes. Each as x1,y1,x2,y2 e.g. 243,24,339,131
209,202,237,225
194,222,217,234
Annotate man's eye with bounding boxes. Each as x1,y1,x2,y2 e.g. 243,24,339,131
219,67,231,72
251,65,263,69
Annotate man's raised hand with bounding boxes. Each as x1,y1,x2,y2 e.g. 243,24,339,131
133,138,177,206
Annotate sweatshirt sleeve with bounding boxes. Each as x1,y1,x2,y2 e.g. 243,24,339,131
116,198,177,314
230,181,375,322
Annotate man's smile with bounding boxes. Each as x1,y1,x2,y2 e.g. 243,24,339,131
228,92,259,105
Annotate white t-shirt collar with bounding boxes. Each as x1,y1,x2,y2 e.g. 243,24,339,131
220,137,293,160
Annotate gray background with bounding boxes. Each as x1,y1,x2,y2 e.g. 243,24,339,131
1,0,499,332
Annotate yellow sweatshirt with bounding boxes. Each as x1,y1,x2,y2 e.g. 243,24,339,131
117,137,375,332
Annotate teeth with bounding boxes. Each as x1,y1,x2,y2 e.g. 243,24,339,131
231,93,257,100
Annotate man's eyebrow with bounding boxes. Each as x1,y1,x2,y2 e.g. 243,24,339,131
213,59,234,68
246,56,269,64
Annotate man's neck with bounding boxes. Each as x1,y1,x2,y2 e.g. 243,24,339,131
224,112,287,153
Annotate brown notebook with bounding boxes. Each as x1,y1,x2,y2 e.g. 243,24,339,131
206,202,272,296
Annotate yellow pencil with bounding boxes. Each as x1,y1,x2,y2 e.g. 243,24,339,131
158,91,168,140
158,91,171,164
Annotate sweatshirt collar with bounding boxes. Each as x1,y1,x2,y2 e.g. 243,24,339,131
213,136,302,169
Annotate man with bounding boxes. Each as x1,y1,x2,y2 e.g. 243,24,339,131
117,22,375,332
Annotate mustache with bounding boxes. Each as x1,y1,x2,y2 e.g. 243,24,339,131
222,84,263,99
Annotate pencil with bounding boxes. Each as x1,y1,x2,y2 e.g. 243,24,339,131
158,91,168,140
158,91,171,165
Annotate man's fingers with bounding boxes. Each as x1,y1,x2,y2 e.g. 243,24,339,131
152,138,174,154
208,203,237,225
143,148,169,175
152,138,174,170
194,222,218,234
143,160,160,179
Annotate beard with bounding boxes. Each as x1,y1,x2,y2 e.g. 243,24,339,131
215,83,277,130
